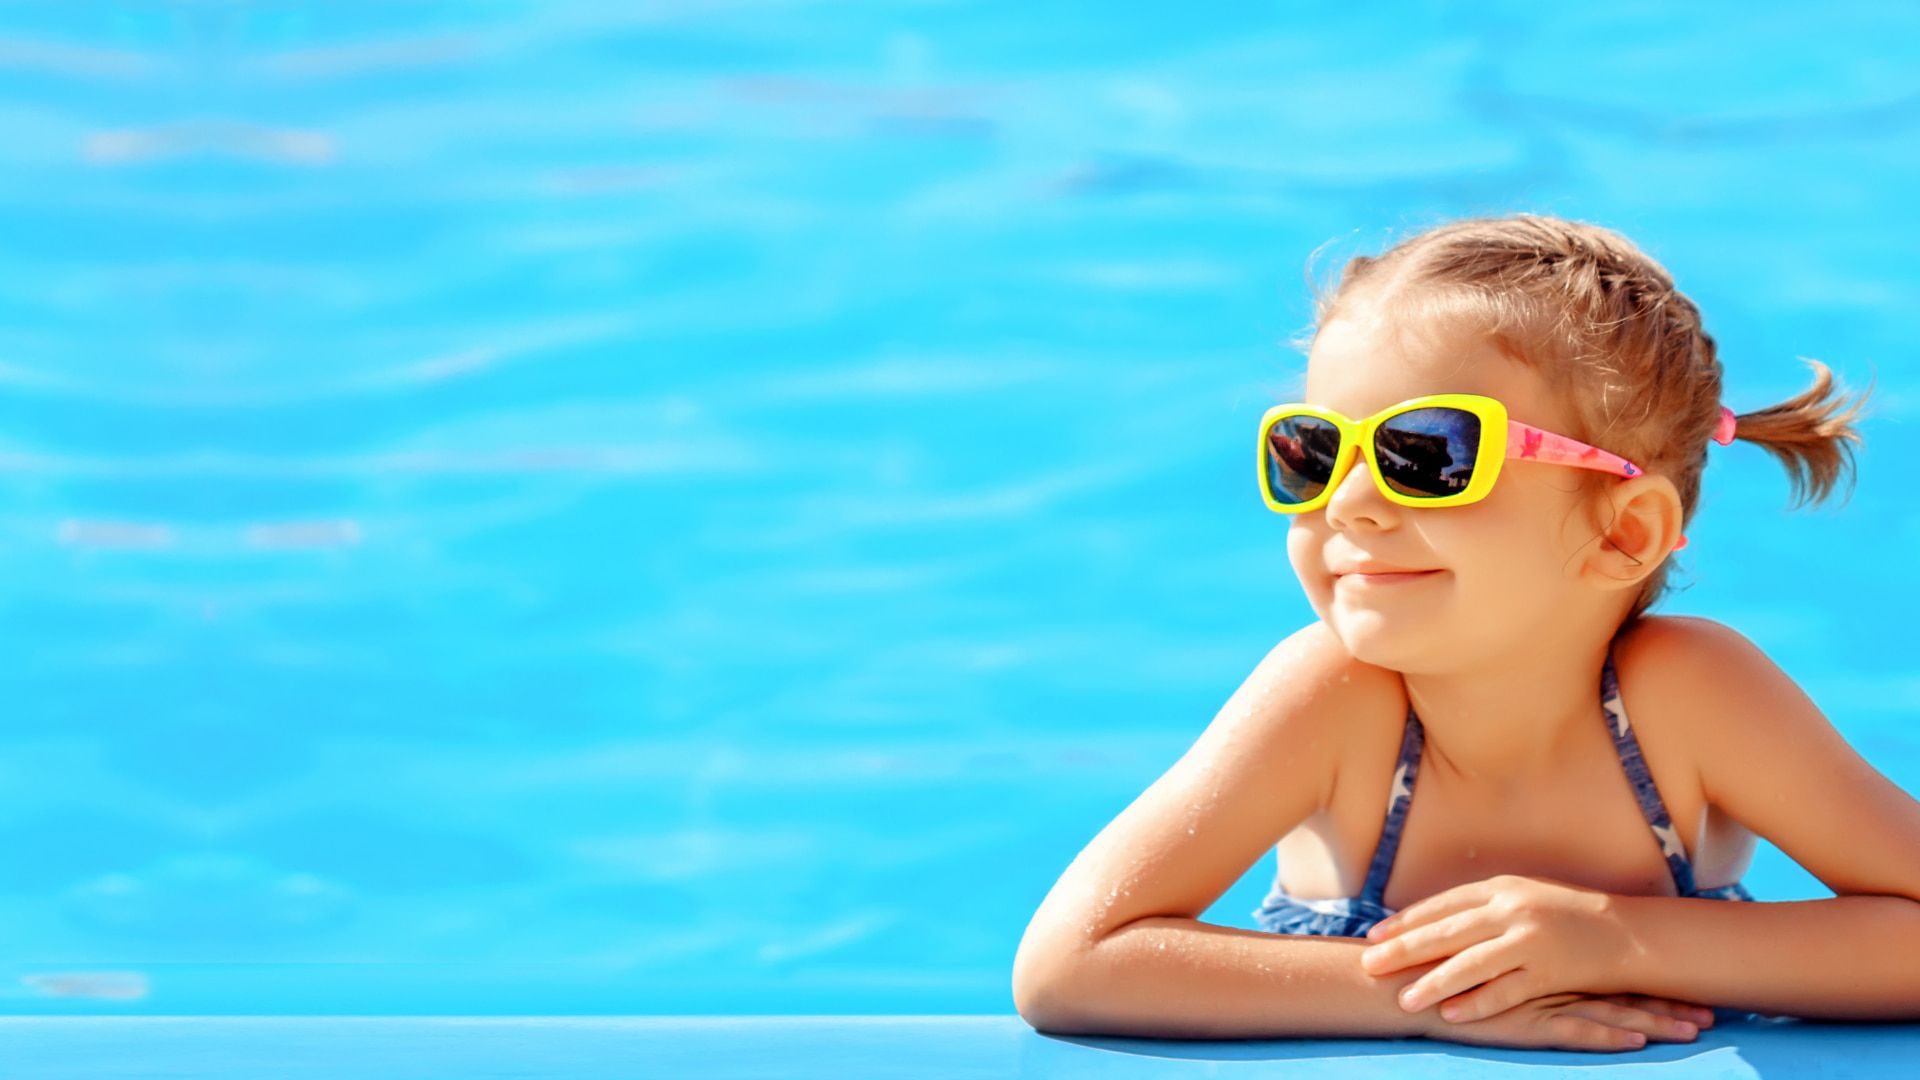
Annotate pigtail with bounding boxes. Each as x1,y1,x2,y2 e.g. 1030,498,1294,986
1729,357,1875,511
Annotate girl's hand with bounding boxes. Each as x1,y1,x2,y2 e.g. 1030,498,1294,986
1358,873,1644,1023
1420,991,1714,1053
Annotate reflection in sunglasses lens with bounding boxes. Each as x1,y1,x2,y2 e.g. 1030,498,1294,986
1376,407,1479,498
1266,415,1340,504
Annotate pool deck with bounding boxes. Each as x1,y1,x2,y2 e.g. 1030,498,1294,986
2,1013,1916,1077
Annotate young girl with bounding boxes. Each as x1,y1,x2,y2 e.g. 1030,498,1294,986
1011,213,1920,1052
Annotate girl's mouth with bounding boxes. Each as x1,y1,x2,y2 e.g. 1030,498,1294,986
1342,569,1442,585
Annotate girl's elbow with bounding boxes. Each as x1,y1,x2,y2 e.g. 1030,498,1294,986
1012,941,1088,1032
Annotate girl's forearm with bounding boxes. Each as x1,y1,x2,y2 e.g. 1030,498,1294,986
1018,916,1441,1040
1611,893,1920,1021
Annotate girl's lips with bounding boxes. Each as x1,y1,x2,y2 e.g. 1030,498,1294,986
1342,569,1442,584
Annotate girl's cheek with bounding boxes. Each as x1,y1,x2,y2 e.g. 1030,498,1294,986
1286,528,1337,626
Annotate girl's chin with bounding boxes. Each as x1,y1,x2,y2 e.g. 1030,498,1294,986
1328,621,1429,670
1324,592,1447,657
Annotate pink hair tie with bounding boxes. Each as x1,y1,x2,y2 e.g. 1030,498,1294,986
1711,405,1738,446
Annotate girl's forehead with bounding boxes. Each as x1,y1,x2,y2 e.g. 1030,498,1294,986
1302,360,1542,420
1303,315,1555,420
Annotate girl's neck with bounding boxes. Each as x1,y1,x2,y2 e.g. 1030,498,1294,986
1400,629,1615,789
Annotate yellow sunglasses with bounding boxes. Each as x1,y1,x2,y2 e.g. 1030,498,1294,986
1255,392,1693,548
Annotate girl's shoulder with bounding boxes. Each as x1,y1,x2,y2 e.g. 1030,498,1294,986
1609,613,1743,807
1609,613,1760,806
1610,613,1753,702
1613,614,1920,903
1264,619,1411,810
1608,613,1766,731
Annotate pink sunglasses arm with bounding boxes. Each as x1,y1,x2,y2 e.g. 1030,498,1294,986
1505,419,1642,478
1505,420,1691,549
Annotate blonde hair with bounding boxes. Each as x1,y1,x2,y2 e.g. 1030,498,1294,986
1292,212,1875,629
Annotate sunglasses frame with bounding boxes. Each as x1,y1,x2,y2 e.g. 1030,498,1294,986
1255,392,1646,515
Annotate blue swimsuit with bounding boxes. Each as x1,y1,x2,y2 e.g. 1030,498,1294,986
1253,642,1755,939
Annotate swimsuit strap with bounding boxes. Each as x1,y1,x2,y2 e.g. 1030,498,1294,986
1601,641,1698,895
1358,701,1424,905
1353,646,1696,908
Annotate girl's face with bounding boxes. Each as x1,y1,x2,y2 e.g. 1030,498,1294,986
1286,304,1606,673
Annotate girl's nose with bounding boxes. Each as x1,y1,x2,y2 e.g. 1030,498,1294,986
1326,441,1370,497
1323,442,1394,530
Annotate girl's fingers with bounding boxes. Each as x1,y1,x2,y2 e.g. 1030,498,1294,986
1599,994,1716,1028
1563,1000,1699,1043
1547,1014,1650,1052
1647,996,1716,1028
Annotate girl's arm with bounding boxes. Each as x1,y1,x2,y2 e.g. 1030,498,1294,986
1014,622,1437,1037
1614,618,1920,1019
1021,916,1442,1039
1611,894,1920,1020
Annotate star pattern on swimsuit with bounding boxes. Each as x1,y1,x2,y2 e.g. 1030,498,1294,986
1651,821,1686,861
1604,693,1629,738
1388,762,1412,808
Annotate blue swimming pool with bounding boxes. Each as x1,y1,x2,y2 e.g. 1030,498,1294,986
0,1,1914,1018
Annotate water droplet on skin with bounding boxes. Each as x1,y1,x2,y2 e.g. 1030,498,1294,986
1157,942,1166,951
1186,826,1196,835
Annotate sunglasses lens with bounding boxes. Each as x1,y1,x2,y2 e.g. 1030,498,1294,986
1264,414,1343,505
1376,407,1481,499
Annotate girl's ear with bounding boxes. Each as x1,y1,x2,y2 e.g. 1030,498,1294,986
1581,475,1684,590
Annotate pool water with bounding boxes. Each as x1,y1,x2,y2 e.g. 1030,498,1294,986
0,2,1914,1015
